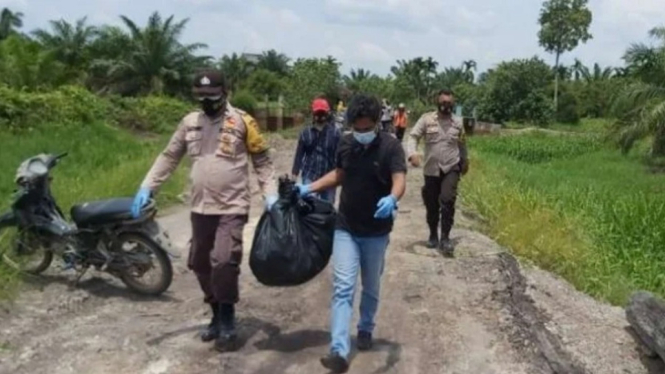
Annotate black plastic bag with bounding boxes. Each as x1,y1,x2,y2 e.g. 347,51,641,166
249,176,337,286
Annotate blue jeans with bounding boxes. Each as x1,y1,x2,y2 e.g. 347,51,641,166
303,178,336,204
329,230,389,359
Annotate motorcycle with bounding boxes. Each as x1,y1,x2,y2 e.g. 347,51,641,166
0,153,175,296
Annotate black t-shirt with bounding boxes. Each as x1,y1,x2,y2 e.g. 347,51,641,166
335,132,407,237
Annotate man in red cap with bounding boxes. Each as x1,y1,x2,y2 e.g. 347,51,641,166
291,96,341,203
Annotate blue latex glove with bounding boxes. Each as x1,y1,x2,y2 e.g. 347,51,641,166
131,187,151,218
265,195,278,211
374,195,397,219
295,184,312,197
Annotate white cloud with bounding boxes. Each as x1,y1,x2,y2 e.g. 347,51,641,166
0,0,28,8
355,41,392,62
276,8,301,25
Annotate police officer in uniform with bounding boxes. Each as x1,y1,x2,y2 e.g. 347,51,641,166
130,70,278,352
406,89,468,257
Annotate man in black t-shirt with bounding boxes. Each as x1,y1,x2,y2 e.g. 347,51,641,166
296,94,407,373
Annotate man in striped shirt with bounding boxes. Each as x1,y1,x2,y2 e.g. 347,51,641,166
292,98,342,203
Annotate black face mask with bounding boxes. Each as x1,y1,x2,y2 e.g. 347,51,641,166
313,114,328,124
201,98,225,117
438,102,454,115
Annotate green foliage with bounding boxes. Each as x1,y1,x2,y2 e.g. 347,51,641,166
538,0,593,57
245,69,287,100
284,57,342,111
465,133,665,304
478,132,601,163
229,90,258,114
108,94,193,133
0,85,192,133
0,36,68,89
0,8,23,40
538,0,593,110
623,27,665,85
390,57,438,104
554,85,580,123
256,49,291,77
32,17,96,82
218,53,253,93
477,57,554,125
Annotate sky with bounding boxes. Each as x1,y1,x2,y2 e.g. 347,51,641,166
2,0,665,76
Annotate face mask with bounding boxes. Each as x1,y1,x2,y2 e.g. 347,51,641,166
353,131,377,145
438,103,454,115
201,98,225,117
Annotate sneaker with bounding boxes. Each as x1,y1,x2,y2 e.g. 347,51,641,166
320,353,349,373
357,331,373,351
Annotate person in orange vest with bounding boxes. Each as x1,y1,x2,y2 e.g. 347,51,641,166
393,103,408,141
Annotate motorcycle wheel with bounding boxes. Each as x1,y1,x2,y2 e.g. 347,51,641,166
1,230,53,274
115,233,173,296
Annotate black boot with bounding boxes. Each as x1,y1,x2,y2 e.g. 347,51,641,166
439,233,454,258
426,226,439,249
200,303,220,342
214,303,239,352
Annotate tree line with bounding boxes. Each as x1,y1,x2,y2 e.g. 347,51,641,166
1,0,665,156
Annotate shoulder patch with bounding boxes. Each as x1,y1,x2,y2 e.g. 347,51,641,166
240,112,269,154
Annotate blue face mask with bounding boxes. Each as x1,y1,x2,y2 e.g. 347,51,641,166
353,131,376,145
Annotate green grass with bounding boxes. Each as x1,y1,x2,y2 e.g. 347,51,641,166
503,118,611,133
462,131,665,305
0,122,188,299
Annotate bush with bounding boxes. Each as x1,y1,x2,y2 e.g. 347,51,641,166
230,90,258,114
555,88,580,124
108,95,192,133
0,85,192,134
0,85,108,130
476,57,554,125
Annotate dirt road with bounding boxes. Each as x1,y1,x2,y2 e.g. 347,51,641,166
0,136,660,374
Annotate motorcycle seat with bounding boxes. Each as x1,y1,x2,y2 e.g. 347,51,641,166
71,198,137,226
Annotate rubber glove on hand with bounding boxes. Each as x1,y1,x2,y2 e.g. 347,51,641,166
374,195,397,219
265,195,278,211
131,187,151,218
294,184,312,197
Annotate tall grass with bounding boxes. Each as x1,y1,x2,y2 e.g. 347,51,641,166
0,122,188,299
462,132,665,305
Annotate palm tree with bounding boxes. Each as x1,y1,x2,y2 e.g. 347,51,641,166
257,49,290,77
587,63,614,82
91,12,210,96
32,17,97,79
344,68,375,92
612,27,665,156
462,60,477,82
0,8,23,40
437,67,469,89
624,27,665,84
218,53,253,93
391,57,438,104
571,58,587,81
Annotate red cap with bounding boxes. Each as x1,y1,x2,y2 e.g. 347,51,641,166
311,99,330,113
